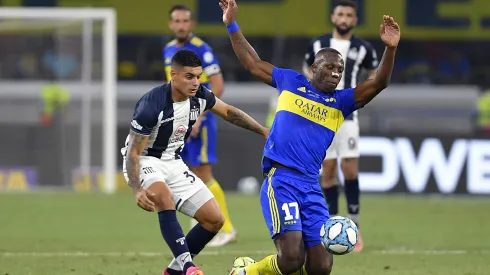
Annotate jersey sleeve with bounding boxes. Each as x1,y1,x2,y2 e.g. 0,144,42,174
271,67,302,94
130,95,159,135
198,86,217,111
361,42,379,71
304,39,316,66
335,88,360,118
200,43,221,77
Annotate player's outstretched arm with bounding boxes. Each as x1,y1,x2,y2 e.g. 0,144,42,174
126,131,149,194
354,16,400,107
210,98,269,137
219,0,274,86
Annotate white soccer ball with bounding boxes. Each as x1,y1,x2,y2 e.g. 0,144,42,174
320,216,359,255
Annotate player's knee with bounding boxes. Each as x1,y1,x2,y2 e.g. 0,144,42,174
321,171,337,188
278,248,305,273
152,193,175,211
194,199,224,233
147,182,175,211
200,212,224,233
321,161,337,187
341,159,358,180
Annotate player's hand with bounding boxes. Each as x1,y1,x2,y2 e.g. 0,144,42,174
190,118,202,137
219,0,238,25
380,15,400,48
135,188,155,212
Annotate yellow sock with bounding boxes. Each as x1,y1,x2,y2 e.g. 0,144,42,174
245,255,282,275
207,178,234,233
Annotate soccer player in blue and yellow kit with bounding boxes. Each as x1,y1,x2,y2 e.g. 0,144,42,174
163,4,236,247
219,0,400,274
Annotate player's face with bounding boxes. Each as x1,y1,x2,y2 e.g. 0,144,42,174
331,6,357,35
311,53,344,93
171,66,202,97
169,10,194,42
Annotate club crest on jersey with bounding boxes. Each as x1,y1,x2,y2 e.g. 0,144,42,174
174,125,186,136
190,107,200,121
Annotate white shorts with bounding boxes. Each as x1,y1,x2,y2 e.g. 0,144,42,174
324,120,360,160
122,156,214,217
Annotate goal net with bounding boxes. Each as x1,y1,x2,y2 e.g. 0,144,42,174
0,8,117,193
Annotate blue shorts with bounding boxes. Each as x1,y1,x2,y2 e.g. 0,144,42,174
181,112,217,166
260,167,330,249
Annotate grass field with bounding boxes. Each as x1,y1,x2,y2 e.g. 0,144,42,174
1,192,489,275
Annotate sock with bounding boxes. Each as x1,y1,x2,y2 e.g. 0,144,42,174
344,178,360,224
207,178,234,233
167,224,217,272
158,210,194,273
322,185,339,216
245,255,282,275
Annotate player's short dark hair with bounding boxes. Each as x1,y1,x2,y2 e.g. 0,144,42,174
332,0,357,12
169,4,193,20
315,47,342,59
171,50,202,68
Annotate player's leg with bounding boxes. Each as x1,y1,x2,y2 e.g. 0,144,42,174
301,181,334,275
321,137,340,217
337,121,363,252
232,168,305,275
189,117,236,246
165,179,224,275
123,157,201,275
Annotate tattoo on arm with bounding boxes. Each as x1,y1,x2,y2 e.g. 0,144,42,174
224,106,265,136
229,30,259,69
126,132,147,193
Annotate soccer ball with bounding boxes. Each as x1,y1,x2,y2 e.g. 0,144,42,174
320,216,359,255
232,256,256,268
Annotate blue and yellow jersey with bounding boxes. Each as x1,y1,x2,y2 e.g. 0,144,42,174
262,68,360,179
163,35,221,89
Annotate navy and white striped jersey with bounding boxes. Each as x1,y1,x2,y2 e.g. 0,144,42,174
304,34,378,120
121,83,216,160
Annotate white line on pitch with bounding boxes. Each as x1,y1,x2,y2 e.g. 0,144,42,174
1,249,489,257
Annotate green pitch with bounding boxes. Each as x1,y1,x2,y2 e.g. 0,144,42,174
0,192,489,275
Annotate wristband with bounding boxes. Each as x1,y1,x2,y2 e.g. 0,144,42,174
227,22,240,33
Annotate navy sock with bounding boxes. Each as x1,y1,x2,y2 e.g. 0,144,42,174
166,224,217,275
344,178,360,223
323,185,339,216
158,210,194,273
187,223,217,257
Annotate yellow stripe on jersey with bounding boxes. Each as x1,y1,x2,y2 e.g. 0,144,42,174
267,168,281,235
276,90,344,133
164,66,209,83
199,126,209,163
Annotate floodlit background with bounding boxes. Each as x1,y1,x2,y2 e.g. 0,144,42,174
0,1,489,274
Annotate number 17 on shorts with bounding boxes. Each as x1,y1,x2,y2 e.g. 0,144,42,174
259,170,303,239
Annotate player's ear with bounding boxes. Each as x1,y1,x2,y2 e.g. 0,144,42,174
170,68,178,79
311,63,317,75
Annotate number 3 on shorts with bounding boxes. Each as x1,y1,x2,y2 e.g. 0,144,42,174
183,171,195,183
282,202,299,221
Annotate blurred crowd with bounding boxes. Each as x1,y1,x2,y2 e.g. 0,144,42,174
1,35,489,87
